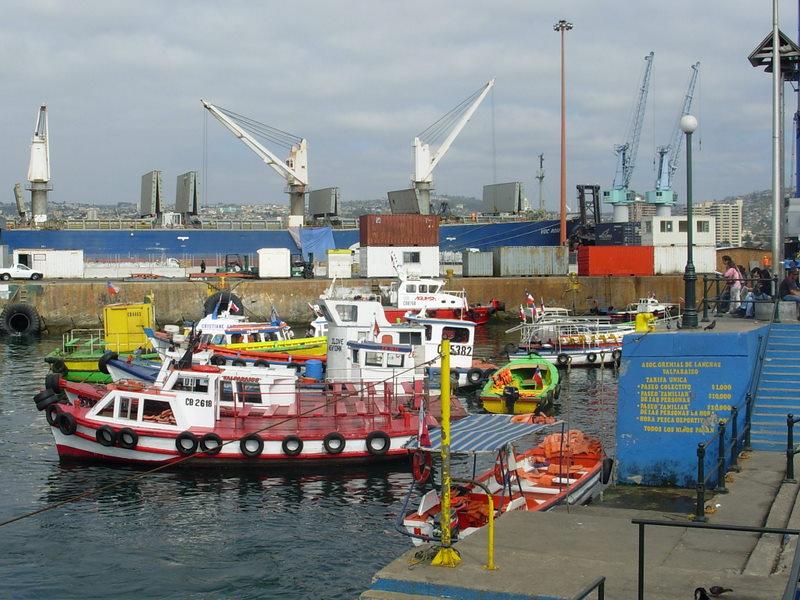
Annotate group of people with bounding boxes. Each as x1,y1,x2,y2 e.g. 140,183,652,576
720,255,773,318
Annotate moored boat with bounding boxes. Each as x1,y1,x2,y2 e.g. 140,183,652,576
479,356,559,414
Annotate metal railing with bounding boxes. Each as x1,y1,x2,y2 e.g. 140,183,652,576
571,577,606,600
633,518,800,600
701,274,779,321
784,414,800,483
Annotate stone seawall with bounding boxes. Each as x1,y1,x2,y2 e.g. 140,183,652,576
0,275,699,332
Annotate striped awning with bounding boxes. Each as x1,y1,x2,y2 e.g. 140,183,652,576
407,414,556,454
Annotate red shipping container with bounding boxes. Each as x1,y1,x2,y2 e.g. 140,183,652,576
577,246,654,276
359,214,439,247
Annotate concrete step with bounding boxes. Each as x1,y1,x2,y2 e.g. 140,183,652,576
753,406,800,417
750,439,787,451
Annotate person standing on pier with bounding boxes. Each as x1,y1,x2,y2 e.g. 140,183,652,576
722,256,742,315
200,260,206,274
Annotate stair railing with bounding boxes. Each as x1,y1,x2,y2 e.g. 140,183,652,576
784,414,800,483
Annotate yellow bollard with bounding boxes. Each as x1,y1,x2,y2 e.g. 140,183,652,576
431,339,462,568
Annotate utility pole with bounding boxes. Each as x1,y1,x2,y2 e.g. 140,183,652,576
536,153,545,212
554,19,573,246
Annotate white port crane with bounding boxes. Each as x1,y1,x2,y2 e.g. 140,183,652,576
27,105,51,223
201,100,308,217
411,78,495,214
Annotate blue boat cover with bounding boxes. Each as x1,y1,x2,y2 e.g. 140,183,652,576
407,414,553,454
298,227,336,261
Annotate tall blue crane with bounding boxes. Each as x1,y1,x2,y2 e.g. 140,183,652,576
645,62,700,214
603,51,655,222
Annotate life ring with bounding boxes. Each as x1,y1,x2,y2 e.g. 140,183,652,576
253,359,270,368
612,349,622,362
203,291,244,316
58,412,77,436
231,358,247,367
118,427,138,450
45,373,63,394
366,430,391,455
45,405,61,427
586,352,598,364
175,431,199,456
98,351,119,375
466,368,483,385
96,425,117,447
0,302,42,335
412,450,433,484
281,435,304,456
191,364,221,373
557,353,570,366
323,432,346,454
210,355,227,366
240,433,264,457
200,433,223,455
504,343,519,356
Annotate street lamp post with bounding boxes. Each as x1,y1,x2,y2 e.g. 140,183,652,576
554,19,573,246
681,115,699,329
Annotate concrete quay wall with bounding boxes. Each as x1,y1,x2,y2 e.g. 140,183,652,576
2,275,698,332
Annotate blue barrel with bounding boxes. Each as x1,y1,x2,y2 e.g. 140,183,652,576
304,359,323,381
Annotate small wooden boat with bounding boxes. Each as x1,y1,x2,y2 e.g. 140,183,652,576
479,356,559,414
399,414,611,545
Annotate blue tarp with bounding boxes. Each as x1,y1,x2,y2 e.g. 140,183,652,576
298,227,336,261
407,414,552,454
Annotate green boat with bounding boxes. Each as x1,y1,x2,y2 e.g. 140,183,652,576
479,355,559,414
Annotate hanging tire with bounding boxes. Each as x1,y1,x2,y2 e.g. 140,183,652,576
323,432,346,455
96,425,117,447
0,302,42,335
200,433,223,455
203,291,244,316
45,373,63,394
58,412,77,436
612,349,622,362
240,433,264,457
45,405,61,426
36,393,61,411
118,428,138,450
231,358,247,367
50,358,67,374
557,353,570,366
98,351,119,375
33,389,54,405
366,430,391,455
210,355,227,366
175,431,199,456
586,353,598,364
253,359,270,368
482,368,496,380
504,342,519,356
281,435,303,456
466,368,483,385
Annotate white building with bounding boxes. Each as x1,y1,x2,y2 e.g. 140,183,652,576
640,215,716,247
694,199,744,246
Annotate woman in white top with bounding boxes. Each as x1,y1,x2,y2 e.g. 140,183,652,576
723,256,742,313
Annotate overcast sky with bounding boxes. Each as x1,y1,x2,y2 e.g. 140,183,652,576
0,1,792,212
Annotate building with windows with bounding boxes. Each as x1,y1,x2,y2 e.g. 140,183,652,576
694,199,744,246
640,215,716,247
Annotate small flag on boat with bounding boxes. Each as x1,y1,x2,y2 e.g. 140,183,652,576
107,281,120,296
229,301,240,314
532,366,543,386
372,318,381,338
525,291,535,306
270,306,280,324
518,304,526,322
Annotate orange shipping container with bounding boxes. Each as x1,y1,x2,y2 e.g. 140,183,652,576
577,246,654,276
359,214,439,247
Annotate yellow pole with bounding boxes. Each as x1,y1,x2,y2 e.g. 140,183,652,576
432,339,461,567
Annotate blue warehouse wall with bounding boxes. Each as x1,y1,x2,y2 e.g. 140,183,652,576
616,326,766,487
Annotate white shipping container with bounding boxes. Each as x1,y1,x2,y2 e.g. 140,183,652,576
257,248,291,278
359,246,439,277
327,251,353,279
653,246,717,274
641,216,716,247
13,248,84,278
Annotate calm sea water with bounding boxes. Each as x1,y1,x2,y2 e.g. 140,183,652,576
0,322,618,599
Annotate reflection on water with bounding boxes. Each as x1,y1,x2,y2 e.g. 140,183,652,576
0,321,620,599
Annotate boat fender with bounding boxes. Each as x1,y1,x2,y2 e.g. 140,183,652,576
58,412,78,436
210,355,227,366
504,343,519,356
253,359,270,368
50,358,67,374
45,372,63,394
466,368,483,385
586,352,598,364
33,389,55,410
118,427,138,450
231,358,247,367
240,433,264,458
611,349,622,362
322,432,346,455
366,430,391,455
96,425,117,447
556,353,570,366
45,405,61,427
601,457,614,485
98,351,119,375
281,435,304,456
203,291,244,317
412,450,432,484
175,431,199,456
0,302,42,335
200,433,223,455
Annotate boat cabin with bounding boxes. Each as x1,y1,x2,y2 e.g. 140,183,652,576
406,315,476,372
383,276,468,311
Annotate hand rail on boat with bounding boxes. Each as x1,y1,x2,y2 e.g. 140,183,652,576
570,576,606,600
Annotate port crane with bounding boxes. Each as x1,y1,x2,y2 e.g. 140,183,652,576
201,100,308,218
602,52,654,222
410,79,495,214
27,105,51,223
644,62,700,216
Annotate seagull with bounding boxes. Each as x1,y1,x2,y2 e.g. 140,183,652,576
703,319,717,331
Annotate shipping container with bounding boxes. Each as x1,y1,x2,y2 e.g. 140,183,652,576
0,245,9,268
13,248,84,278
327,249,353,279
577,246,655,276
492,246,568,276
594,222,640,246
654,246,716,274
640,216,716,247
359,214,439,247
104,302,155,353
257,248,291,278
360,246,439,277
462,250,494,277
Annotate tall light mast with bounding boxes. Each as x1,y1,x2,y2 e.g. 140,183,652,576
27,105,51,223
412,79,495,214
536,153,546,212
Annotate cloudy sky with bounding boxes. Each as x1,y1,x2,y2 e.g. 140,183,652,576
0,1,791,212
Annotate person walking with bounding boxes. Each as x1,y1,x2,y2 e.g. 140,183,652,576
200,259,206,274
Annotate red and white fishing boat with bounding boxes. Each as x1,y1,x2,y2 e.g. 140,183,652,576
398,414,611,545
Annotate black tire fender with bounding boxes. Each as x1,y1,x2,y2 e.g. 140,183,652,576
239,433,264,457
96,425,117,447
50,358,67,374
118,427,138,450
253,359,270,368
98,351,119,375
200,433,223,455
466,368,483,385
281,435,303,456
210,355,227,366
586,352,598,364
0,302,42,335
504,342,519,356
322,432,346,455
557,353,570,366
45,405,61,426
366,430,391,455
203,291,244,317
612,349,622,362
58,412,78,436
175,431,199,456
36,393,61,411
45,373,63,394
231,358,247,367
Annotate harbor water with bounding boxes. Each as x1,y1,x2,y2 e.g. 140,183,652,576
0,321,618,599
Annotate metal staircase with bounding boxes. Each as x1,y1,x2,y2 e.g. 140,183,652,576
751,322,800,451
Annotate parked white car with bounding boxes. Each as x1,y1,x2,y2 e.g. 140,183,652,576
0,264,44,280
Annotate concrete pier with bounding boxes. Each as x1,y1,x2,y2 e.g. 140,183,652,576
362,451,799,599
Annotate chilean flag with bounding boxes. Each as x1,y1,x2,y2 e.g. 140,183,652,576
532,366,543,387
525,291,535,306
